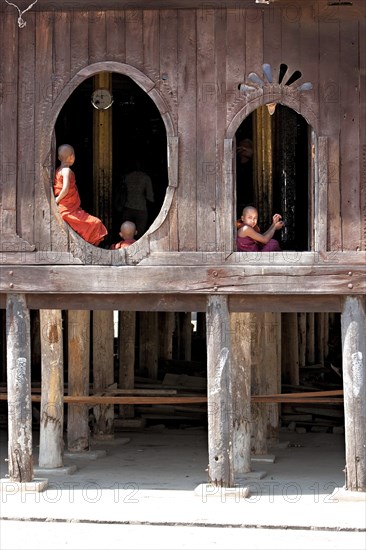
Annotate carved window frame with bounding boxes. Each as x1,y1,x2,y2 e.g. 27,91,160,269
40,61,177,265
225,88,328,255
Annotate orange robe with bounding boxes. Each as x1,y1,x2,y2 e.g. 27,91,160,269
54,168,108,246
110,238,136,250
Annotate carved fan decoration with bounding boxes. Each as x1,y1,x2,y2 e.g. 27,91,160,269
239,63,313,115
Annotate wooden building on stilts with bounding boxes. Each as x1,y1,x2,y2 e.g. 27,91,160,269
0,0,365,494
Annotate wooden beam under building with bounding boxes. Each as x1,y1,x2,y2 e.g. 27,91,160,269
1,262,364,297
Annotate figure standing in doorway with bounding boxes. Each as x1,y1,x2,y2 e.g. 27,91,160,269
116,161,154,238
54,144,108,246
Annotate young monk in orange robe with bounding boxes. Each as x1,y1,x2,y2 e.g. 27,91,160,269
110,220,137,250
54,144,108,246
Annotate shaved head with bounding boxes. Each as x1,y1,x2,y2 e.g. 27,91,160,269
120,221,137,238
58,144,74,160
242,205,258,216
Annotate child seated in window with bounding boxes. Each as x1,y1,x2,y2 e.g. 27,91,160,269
110,221,137,250
237,206,284,252
54,144,108,247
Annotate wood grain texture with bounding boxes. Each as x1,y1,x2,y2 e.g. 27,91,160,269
39,309,64,468
361,15,366,252
340,19,361,250
0,0,365,12
341,296,366,491
1,6,364,264
89,11,107,63
1,292,343,313
34,12,53,252
106,10,126,63
176,9,197,251
1,14,18,233
206,294,233,487
17,14,35,245
215,12,230,253
71,10,89,76
125,8,143,67
231,312,251,474
67,310,90,452
319,15,341,251
196,10,217,252
6,294,33,482
1,261,365,295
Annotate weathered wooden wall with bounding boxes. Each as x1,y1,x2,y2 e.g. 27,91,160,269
0,1,365,263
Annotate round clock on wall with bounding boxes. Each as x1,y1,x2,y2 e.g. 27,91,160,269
91,88,114,110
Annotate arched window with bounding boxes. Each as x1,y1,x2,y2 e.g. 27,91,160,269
235,105,309,251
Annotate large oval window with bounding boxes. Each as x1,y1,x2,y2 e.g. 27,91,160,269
55,72,168,248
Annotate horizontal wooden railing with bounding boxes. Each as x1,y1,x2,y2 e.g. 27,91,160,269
0,389,343,404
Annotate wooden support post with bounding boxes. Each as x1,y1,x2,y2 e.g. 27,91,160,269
158,312,175,360
196,313,206,339
139,312,158,379
178,312,192,361
206,295,233,487
306,312,315,365
118,311,136,418
328,312,340,359
1,310,6,383
230,312,251,474
39,310,64,468
67,310,90,452
30,310,41,376
298,312,307,368
341,296,366,492
324,313,329,360
6,294,33,482
93,72,113,233
264,312,281,444
316,313,325,366
282,313,299,385
251,314,267,455
253,106,273,230
93,310,114,439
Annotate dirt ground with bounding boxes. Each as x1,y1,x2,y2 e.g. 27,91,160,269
1,425,365,531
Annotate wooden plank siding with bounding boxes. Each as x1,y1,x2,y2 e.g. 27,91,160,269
34,12,54,253
0,3,365,274
106,10,126,64
196,10,217,253
339,19,362,250
71,11,91,76
1,0,365,494
214,10,228,253
89,11,107,64
318,10,341,252
361,15,366,252
176,10,197,251
1,13,18,239
17,13,35,246
159,10,178,251
125,9,143,68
